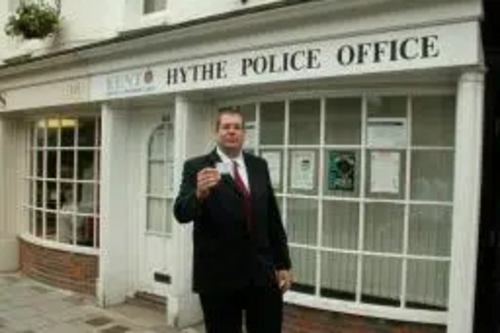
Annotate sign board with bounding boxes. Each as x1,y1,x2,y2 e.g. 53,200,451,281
90,22,480,101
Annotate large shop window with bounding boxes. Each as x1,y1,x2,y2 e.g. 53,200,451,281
239,95,454,313
27,116,101,248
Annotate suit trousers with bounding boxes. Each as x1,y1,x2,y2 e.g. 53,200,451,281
199,284,283,333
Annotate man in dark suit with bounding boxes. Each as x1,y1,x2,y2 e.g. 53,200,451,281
174,107,292,333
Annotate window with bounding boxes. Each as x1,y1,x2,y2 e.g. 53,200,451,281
143,0,166,15
146,117,174,234
236,94,455,317
27,116,101,248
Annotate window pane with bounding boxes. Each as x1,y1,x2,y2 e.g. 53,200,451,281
165,199,173,234
367,96,407,118
411,151,454,202
412,96,455,147
149,126,166,160
143,0,165,14
147,198,166,232
321,252,357,301
148,161,166,195
364,203,404,253
60,151,75,180
362,256,402,306
324,149,360,197
35,122,45,147
77,151,96,181
78,118,97,147
260,102,285,145
325,98,362,145
408,205,452,257
366,150,406,199
322,201,358,249
289,247,316,295
60,119,76,147
407,260,449,310
289,99,320,145
286,199,318,246
46,150,57,179
47,122,58,147
288,149,318,195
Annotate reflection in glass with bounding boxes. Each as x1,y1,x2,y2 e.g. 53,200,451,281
407,260,449,310
260,102,285,145
289,99,320,145
411,151,454,202
289,247,316,295
362,256,402,306
408,205,452,257
364,203,404,253
286,198,318,246
325,98,362,145
322,201,359,249
412,96,455,147
321,252,357,300
367,96,407,118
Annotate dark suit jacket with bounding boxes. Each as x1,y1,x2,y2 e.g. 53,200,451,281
174,149,291,293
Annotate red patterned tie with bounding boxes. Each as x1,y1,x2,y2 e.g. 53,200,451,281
232,161,252,231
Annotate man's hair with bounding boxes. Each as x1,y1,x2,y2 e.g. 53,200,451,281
216,106,245,130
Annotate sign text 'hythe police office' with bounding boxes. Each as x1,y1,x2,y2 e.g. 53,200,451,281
165,35,440,85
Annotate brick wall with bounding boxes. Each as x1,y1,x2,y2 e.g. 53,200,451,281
283,304,446,333
19,238,98,295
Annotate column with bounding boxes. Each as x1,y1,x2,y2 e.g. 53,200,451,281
168,95,212,328
448,71,485,333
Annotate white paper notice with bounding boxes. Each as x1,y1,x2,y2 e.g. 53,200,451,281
261,151,281,188
367,118,407,148
244,121,256,149
370,151,400,193
291,151,315,190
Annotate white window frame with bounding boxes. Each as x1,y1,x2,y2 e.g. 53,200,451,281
219,88,456,325
24,115,101,250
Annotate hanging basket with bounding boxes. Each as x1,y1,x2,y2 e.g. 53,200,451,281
4,1,61,40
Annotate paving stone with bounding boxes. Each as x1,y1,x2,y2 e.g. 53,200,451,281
100,325,132,333
86,316,114,327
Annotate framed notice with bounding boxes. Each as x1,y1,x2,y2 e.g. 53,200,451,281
370,151,400,193
290,151,315,190
261,151,282,188
328,151,355,191
244,121,256,150
367,118,407,148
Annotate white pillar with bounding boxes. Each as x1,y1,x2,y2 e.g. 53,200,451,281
0,118,28,272
168,95,212,328
98,103,132,306
448,71,485,333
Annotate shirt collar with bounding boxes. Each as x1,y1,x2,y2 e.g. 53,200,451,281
216,146,245,167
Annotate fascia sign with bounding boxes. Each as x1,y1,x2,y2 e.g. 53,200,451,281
91,21,480,100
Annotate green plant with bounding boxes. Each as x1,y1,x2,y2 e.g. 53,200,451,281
4,1,61,39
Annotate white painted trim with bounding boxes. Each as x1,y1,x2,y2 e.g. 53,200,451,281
447,71,485,333
284,291,446,324
20,233,100,256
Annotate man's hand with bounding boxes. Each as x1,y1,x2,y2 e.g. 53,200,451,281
196,168,221,200
276,270,293,293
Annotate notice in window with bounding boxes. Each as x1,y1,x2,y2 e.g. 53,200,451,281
261,151,281,188
367,118,407,148
328,151,355,191
370,151,400,193
291,151,315,190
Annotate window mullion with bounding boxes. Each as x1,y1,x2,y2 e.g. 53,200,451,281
42,125,48,239
356,96,368,303
315,98,326,297
72,119,79,245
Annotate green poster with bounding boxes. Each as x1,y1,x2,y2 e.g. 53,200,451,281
328,151,355,191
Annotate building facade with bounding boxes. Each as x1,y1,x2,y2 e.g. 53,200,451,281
0,0,487,332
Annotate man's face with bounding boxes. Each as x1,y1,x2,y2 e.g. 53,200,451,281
216,113,245,154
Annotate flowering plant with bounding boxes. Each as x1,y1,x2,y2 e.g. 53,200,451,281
4,1,60,39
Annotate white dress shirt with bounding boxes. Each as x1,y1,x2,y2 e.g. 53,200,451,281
216,146,250,192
